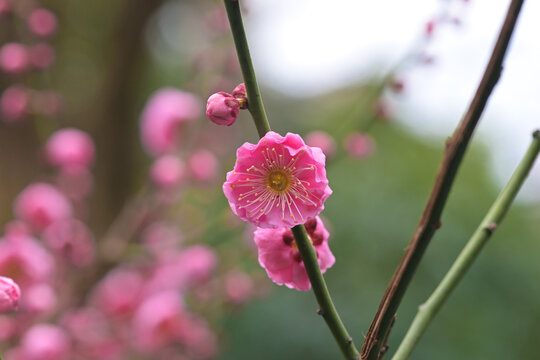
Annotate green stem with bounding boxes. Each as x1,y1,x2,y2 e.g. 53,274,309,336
392,131,540,360
223,0,271,138
292,225,360,360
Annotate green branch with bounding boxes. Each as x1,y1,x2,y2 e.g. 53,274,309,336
223,0,271,137
292,225,361,360
392,130,540,360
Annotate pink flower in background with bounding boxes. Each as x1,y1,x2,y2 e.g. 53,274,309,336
305,130,336,158
92,268,144,317
188,149,218,182
141,222,183,256
21,283,56,314
150,155,186,189
14,183,72,232
206,92,239,126
20,324,71,360
0,235,54,287
1,85,29,122
140,88,201,156
27,8,58,37
132,291,185,351
0,0,11,15
344,132,375,158
179,314,218,359
0,43,29,74
56,166,94,201
28,43,55,69
225,270,254,305
42,219,95,267
224,131,332,228
0,276,21,312
44,128,95,169
253,216,335,291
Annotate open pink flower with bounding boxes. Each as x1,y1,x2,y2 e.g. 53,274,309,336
224,131,332,228
0,276,21,312
20,324,71,360
253,216,335,291
44,128,95,169
140,88,201,156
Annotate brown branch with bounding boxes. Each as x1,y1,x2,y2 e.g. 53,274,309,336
360,1,525,359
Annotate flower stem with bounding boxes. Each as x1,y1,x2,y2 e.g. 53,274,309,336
392,130,540,360
223,0,271,138
361,1,525,358
292,225,361,360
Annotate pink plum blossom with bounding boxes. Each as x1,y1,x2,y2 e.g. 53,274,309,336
27,8,58,37
224,131,332,228
188,149,218,182
305,131,336,158
1,85,29,122
14,183,72,232
140,88,201,156
132,291,185,351
232,83,246,99
56,166,94,201
20,324,71,360
21,283,56,314
149,154,186,189
224,270,254,305
0,235,54,287
206,92,239,126
0,43,29,74
42,219,95,267
253,216,335,291
141,222,183,256
91,268,144,317
0,276,21,312
0,0,11,15
28,43,55,69
44,128,95,169
344,132,375,158
179,314,218,359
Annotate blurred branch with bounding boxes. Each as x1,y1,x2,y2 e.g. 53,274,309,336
223,0,270,137
392,130,540,360
360,1,525,359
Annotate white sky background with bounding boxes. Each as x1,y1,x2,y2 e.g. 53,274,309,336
243,0,540,203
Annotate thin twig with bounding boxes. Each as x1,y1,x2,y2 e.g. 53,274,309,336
360,1,525,359
392,130,540,360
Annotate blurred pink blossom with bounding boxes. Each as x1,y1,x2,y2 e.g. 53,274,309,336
140,88,201,156
224,131,332,228
0,43,29,74
305,130,336,158
0,0,11,15
14,183,72,232
21,283,56,314
0,276,21,312
28,43,55,69
92,268,144,318
206,92,239,126
1,85,29,123
27,8,58,37
56,166,94,201
44,128,95,169
344,132,375,158
141,222,183,256
225,270,254,305
42,219,95,267
179,314,218,359
188,149,218,182
253,216,335,291
150,154,186,189
32,90,63,116
20,324,71,360
132,291,185,351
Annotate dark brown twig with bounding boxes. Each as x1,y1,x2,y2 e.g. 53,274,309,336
360,1,525,359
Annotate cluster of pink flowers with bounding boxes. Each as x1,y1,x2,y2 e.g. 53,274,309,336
0,1,61,123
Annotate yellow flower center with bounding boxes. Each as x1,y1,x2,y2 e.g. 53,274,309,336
267,169,290,193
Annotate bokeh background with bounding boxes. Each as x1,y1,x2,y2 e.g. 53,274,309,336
1,0,539,359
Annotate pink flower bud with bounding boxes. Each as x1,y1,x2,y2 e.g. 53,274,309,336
188,149,218,182
44,128,95,169
206,92,239,126
28,43,55,69
20,324,71,360
0,43,30,74
232,83,246,98
1,85,29,123
344,132,375,158
14,183,73,232
149,155,186,189
0,276,21,312
425,20,437,36
0,0,11,15
27,8,58,37
305,131,336,158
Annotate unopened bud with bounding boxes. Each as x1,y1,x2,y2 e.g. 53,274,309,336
206,92,239,126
